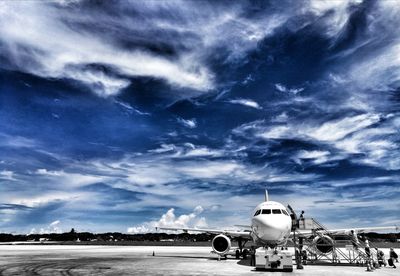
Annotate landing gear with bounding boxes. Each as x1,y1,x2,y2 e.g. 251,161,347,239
242,249,249,260
237,237,249,259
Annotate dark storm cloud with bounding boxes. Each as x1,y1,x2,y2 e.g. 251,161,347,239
0,0,400,232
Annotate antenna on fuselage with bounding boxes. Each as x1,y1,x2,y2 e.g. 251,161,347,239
264,189,269,202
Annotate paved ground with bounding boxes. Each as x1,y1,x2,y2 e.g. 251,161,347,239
0,245,398,275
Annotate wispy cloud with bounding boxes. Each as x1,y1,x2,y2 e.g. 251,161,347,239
228,98,262,109
275,83,304,95
234,114,381,144
295,150,333,165
233,113,400,169
0,170,15,181
0,1,288,97
114,100,150,116
177,118,197,129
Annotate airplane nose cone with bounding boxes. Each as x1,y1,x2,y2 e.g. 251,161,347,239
253,216,290,241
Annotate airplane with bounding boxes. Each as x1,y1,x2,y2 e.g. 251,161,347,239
157,189,398,263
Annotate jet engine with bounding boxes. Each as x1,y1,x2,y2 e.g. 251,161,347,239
212,234,231,255
313,235,334,254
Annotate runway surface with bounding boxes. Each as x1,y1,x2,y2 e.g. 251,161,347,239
0,245,398,275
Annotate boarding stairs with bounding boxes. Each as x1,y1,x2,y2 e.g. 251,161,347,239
288,207,375,266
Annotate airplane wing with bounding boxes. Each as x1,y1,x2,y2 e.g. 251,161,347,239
156,226,251,238
323,225,399,235
293,225,399,237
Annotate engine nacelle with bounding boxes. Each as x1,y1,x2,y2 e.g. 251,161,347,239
313,235,334,254
212,234,231,255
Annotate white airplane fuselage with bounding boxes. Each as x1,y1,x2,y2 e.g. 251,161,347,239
250,200,292,247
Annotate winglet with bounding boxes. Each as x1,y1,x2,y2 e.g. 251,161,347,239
264,189,269,202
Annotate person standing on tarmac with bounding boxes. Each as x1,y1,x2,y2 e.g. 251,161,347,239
376,248,386,267
389,248,398,268
364,239,374,271
250,246,256,266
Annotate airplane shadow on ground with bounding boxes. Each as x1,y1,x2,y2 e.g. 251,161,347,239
149,255,215,260
151,255,264,272
151,255,254,266
150,254,255,265
236,258,252,266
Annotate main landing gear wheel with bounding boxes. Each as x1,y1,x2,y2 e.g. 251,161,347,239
242,249,249,259
235,250,240,259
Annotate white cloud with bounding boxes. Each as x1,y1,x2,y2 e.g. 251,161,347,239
35,169,106,187
295,150,348,166
234,113,400,169
183,147,223,157
275,83,304,94
127,205,207,233
0,170,15,180
0,2,213,96
149,144,176,154
335,125,400,169
297,150,329,159
177,161,240,179
0,1,289,97
272,112,289,123
259,125,291,140
228,98,262,109
114,100,150,116
307,0,362,37
50,220,60,227
36,169,62,176
307,114,380,142
11,192,89,208
150,143,224,158
242,74,254,85
256,114,380,142
29,220,63,234
177,118,197,129
349,43,400,92
0,133,38,148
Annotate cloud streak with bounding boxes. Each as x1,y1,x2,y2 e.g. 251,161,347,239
228,98,262,109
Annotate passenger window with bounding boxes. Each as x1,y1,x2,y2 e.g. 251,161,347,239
272,209,281,214
282,210,289,216
261,209,271,214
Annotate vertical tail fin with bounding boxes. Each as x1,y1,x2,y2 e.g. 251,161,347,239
264,189,269,202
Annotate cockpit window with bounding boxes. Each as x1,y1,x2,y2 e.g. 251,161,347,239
272,209,281,214
254,210,261,216
282,210,289,216
261,209,271,214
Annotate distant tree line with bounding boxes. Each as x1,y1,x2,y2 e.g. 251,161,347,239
0,229,214,242
0,229,398,243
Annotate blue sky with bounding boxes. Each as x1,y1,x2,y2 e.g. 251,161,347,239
0,0,399,234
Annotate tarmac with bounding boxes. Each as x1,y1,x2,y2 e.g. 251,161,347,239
0,245,398,275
